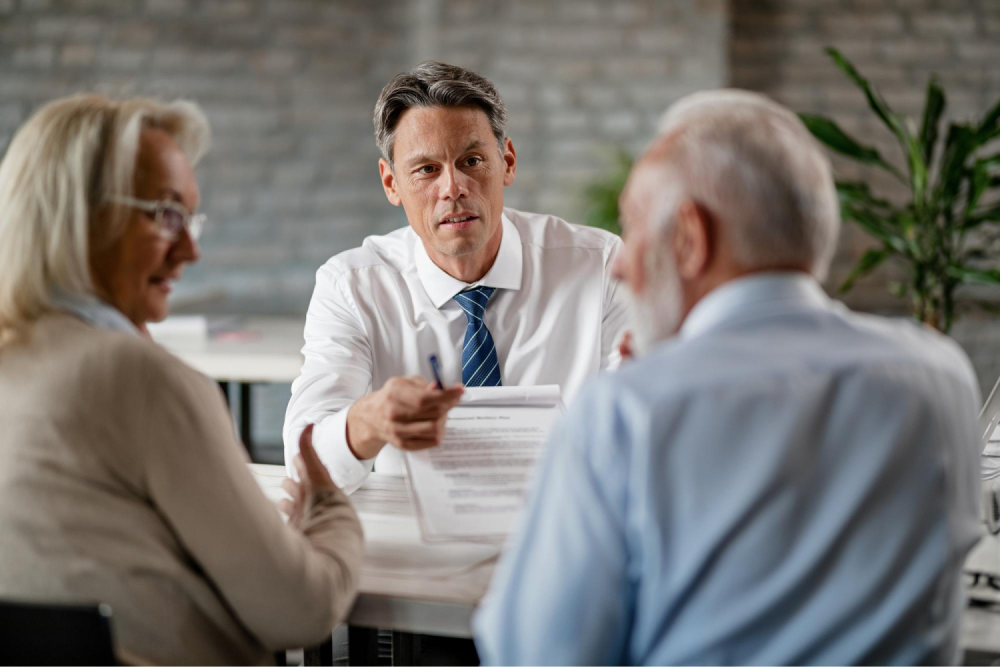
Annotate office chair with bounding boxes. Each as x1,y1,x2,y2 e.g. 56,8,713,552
0,598,116,666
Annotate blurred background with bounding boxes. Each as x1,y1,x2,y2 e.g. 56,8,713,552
1,0,998,457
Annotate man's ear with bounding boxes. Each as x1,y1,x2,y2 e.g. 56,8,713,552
379,158,402,206
673,199,711,279
502,137,517,187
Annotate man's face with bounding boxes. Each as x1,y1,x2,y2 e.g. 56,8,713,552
613,162,685,354
380,105,516,266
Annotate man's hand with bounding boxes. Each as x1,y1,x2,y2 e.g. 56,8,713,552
280,424,336,529
345,376,464,460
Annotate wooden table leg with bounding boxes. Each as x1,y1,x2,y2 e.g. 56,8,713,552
348,626,380,665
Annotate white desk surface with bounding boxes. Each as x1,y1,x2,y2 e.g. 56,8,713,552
249,464,1000,651
250,465,498,638
153,317,304,384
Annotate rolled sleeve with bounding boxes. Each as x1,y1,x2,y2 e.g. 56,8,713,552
310,409,375,494
284,263,376,493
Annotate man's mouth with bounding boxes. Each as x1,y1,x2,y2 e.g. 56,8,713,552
439,213,479,229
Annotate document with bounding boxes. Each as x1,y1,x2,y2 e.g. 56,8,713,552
404,385,564,542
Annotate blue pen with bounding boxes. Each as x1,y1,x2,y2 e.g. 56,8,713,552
428,354,445,390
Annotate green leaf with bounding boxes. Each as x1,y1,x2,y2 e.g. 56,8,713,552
978,152,1000,168
946,265,1000,285
936,123,975,204
835,181,892,209
978,96,1000,140
919,77,945,166
825,48,927,205
582,149,632,236
839,248,890,293
827,48,897,133
967,203,1000,227
800,114,904,179
841,203,910,255
965,163,991,218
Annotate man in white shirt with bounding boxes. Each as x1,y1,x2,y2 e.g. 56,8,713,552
284,61,627,492
474,90,984,664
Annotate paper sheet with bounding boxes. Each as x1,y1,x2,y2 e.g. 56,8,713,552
405,385,563,542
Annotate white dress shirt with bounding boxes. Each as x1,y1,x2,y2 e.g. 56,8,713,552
284,208,627,492
474,273,984,665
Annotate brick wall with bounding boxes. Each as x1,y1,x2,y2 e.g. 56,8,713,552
2,0,998,449
1,0,409,313
730,0,1000,396
0,0,728,315
405,0,728,219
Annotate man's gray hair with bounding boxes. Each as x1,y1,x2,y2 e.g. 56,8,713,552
654,89,840,280
373,61,508,164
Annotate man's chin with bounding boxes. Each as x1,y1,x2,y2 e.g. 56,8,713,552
432,236,487,258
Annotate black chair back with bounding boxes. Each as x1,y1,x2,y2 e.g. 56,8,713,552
0,599,116,666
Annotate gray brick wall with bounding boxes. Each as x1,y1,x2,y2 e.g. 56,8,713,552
730,0,1000,396
1,0,410,314
3,0,998,451
0,0,728,316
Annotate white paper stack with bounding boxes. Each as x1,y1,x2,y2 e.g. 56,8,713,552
405,385,564,543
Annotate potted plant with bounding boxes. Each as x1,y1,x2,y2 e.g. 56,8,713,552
800,48,1000,332
581,149,631,237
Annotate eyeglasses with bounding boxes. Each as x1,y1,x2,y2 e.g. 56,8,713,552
107,195,206,242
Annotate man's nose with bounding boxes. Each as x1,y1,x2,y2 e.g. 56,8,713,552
438,167,469,201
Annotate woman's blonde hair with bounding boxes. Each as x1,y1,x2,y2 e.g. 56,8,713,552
0,93,210,340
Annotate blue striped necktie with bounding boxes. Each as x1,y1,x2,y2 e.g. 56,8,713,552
454,286,502,387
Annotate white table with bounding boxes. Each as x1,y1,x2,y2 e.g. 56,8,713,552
153,317,305,447
152,316,304,383
252,465,494,664
251,464,1000,663
250,466,497,646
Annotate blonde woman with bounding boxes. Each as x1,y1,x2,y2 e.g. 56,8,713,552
0,95,363,665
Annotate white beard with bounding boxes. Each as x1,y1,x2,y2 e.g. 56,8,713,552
625,248,684,356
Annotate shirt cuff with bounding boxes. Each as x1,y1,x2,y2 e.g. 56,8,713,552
313,408,376,494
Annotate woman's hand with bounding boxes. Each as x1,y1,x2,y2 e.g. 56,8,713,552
279,424,337,529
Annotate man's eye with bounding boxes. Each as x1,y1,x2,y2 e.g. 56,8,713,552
417,165,436,174
465,157,482,167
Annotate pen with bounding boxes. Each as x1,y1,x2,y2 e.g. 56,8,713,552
428,354,445,390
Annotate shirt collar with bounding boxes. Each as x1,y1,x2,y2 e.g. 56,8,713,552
679,272,831,341
50,290,141,337
415,212,523,309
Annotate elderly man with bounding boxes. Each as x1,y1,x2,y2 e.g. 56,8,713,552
284,62,627,492
474,90,984,665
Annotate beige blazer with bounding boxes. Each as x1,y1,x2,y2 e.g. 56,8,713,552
0,314,364,665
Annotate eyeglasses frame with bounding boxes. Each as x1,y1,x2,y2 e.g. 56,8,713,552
107,195,206,242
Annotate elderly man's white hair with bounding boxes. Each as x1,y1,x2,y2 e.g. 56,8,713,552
651,89,840,280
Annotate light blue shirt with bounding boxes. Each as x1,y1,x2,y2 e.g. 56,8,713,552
474,273,984,665
49,290,139,337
